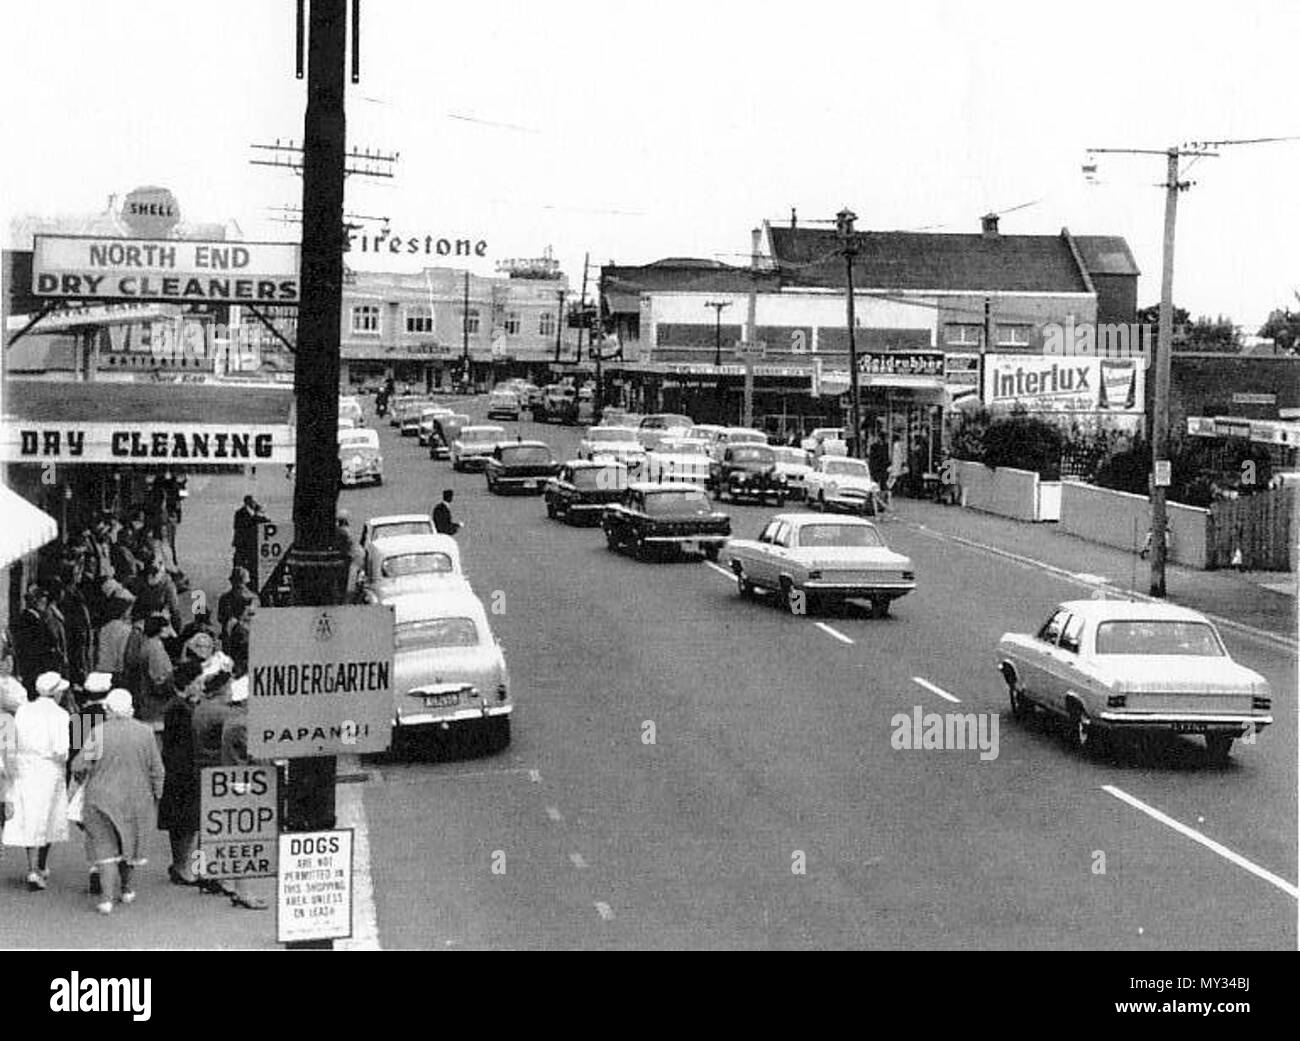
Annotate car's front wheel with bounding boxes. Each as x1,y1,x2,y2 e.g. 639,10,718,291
605,528,620,552
703,544,720,562
733,563,755,599
546,499,558,519
1205,733,1234,764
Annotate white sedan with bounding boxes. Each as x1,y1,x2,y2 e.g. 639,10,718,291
578,426,646,470
359,533,470,604
452,425,506,471
803,456,880,515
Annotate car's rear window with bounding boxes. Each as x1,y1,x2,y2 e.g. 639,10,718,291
381,552,453,578
796,524,883,548
730,447,774,464
1094,620,1225,656
573,466,627,490
823,459,869,477
372,522,433,540
395,617,479,649
643,490,712,516
502,446,553,464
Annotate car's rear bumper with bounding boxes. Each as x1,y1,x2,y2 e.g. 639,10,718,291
819,495,877,513
803,581,915,597
1096,711,1272,733
457,456,492,470
341,471,381,486
644,533,729,545
396,704,513,727
493,475,551,489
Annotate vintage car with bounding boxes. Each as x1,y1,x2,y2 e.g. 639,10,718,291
389,588,512,750
544,460,631,524
417,405,454,446
578,425,646,469
451,425,506,471
601,482,731,560
338,396,365,428
428,413,470,460
709,443,788,505
644,437,712,486
996,600,1273,761
337,427,383,487
398,399,431,436
485,440,560,494
708,427,768,461
800,427,845,453
771,446,815,500
636,413,694,451
387,396,416,427
803,456,879,514
358,533,470,604
360,513,435,550
337,416,358,431
486,390,521,421
536,384,578,424
599,407,642,429
719,513,914,616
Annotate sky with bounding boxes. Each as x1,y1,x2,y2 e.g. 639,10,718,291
2,0,1296,327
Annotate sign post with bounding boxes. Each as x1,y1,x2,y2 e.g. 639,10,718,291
256,520,294,596
276,829,354,945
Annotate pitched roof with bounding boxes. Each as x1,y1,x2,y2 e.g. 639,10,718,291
601,260,779,313
767,226,1092,293
1072,235,1141,277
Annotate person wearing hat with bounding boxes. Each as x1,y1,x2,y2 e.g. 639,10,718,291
12,587,62,695
190,653,236,896
231,495,267,579
73,672,113,895
217,567,259,639
2,672,71,889
71,688,165,914
157,655,205,887
129,614,175,725
130,555,182,636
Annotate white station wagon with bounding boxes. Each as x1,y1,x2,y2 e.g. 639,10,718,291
719,513,915,616
996,600,1273,762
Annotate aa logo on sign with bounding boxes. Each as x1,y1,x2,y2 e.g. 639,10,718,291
312,611,335,642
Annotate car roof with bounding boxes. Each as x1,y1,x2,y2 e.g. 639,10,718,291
1050,599,1213,624
389,588,490,626
369,533,460,557
627,481,708,493
725,427,766,437
563,458,628,470
365,513,433,528
586,426,638,436
773,513,876,528
461,424,505,434
338,428,379,443
499,439,551,449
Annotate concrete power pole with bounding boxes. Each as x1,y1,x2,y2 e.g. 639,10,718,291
1149,148,1182,598
286,0,348,841
743,228,760,430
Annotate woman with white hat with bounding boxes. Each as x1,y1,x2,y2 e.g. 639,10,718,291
70,688,164,914
2,671,71,889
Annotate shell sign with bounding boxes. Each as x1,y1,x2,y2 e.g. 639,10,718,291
121,185,181,238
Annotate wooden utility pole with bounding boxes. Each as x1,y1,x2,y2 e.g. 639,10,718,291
553,288,566,364
837,208,862,459
743,228,760,430
1149,148,1181,597
576,253,590,366
286,0,348,844
461,270,471,385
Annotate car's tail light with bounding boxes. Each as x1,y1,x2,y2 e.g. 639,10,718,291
1106,694,1127,708
902,571,915,580
1252,695,1271,711
497,683,508,702
807,570,823,580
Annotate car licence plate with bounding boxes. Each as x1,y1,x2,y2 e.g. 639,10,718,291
422,692,460,708
523,480,537,489
1171,721,1210,734
682,540,700,554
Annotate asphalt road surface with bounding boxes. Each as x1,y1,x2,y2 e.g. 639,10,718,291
338,398,1296,950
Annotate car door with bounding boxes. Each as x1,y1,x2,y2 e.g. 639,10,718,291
1022,608,1070,712
1046,611,1089,714
745,520,782,587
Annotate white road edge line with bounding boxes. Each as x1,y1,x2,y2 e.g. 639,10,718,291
336,753,382,950
912,676,962,703
594,901,615,921
1103,784,1299,900
704,561,733,579
814,621,854,645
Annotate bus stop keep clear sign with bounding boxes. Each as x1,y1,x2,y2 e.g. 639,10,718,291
198,765,278,880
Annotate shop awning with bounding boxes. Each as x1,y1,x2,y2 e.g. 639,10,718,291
0,483,58,568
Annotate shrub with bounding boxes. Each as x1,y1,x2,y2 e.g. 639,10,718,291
1094,437,1151,496
948,406,991,462
980,414,1064,480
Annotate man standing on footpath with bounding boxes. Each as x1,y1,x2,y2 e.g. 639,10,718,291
230,496,268,581
433,490,462,536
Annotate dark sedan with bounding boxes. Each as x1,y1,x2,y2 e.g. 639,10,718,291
709,444,788,505
602,482,731,561
545,460,631,524
485,440,560,494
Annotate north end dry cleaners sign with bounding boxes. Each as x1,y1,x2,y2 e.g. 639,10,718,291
32,235,300,303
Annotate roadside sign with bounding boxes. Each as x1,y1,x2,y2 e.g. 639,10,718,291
734,339,766,359
257,519,292,589
248,604,395,758
198,766,278,881
1154,459,1172,487
276,829,353,945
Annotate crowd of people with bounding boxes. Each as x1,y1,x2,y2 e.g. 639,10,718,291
0,484,271,914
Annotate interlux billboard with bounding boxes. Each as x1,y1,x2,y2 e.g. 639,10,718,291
983,354,1145,414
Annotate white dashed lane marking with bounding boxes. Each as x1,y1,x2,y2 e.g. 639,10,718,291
912,676,962,703
569,852,589,869
814,621,854,645
1103,784,1298,900
545,806,564,823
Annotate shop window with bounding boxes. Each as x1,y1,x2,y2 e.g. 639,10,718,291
945,323,983,346
504,312,520,335
405,305,433,334
461,308,480,334
352,305,381,335
539,311,556,337
997,324,1032,347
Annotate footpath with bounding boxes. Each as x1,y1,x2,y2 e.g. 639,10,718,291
887,497,1297,648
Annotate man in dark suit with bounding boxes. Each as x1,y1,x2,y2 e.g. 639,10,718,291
432,490,461,536
231,495,266,578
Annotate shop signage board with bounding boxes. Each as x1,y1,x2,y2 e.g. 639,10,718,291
198,766,279,881
1154,460,1172,487
982,355,1144,414
860,350,945,377
32,235,301,304
277,829,353,944
0,422,294,464
248,605,395,758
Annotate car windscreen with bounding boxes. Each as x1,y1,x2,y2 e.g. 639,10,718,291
823,459,869,477
339,435,374,450
772,449,808,465
394,617,479,649
1094,620,1226,656
372,522,433,540
730,447,774,464
461,429,501,443
380,552,453,578
643,490,712,516
589,429,634,442
573,467,627,490
501,446,553,465
796,524,883,548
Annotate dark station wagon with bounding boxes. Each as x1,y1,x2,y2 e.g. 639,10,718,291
602,482,731,561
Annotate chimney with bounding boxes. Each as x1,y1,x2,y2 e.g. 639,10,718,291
751,227,763,270
981,212,1000,238
790,207,797,229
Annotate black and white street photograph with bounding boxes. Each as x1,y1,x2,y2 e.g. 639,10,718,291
0,0,1297,983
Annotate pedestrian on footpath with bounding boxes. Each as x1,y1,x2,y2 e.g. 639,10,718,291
887,434,907,505
12,588,60,695
158,654,206,887
868,433,891,514
190,653,236,897
129,614,175,725
231,496,267,580
71,689,165,915
2,672,71,890
74,671,112,896
0,660,25,867
433,489,462,535
219,674,268,910
217,568,258,639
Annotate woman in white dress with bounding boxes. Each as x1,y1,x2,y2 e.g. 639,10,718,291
2,671,71,890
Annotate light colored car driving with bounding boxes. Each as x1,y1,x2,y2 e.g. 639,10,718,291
338,427,383,487
803,456,879,514
359,533,470,604
719,513,914,616
389,588,512,750
486,390,522,420
996,600,1273,761
771,446,815,500
452,424,506,471
360,513,435,550
578,426,646,471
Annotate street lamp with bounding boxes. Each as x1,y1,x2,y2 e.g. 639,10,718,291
836,208,863,459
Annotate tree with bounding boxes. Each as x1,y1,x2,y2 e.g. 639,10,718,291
981,414,1063,480
1136,303,1240,351
1258,292,1300,353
